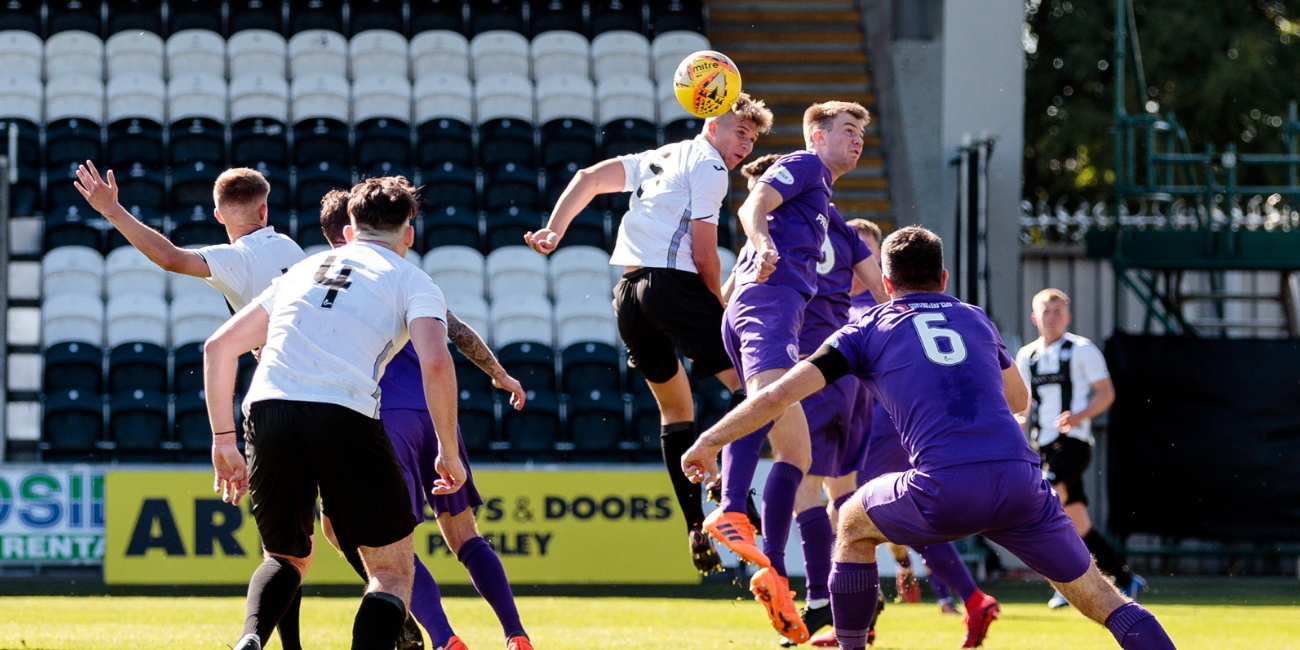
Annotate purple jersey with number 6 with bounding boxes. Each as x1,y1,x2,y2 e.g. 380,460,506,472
825,293,1039,472
799,206,871,353
733,151,832,297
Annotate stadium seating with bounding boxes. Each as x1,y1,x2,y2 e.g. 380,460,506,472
110,388,168,457
562,341,622,394
498,341,556,394
423,244,484,301
42,388,102,459
490,294,553,347
485,205,540,250
590,0,644,36
421,204,480,250
42,341,102,394
487,246,547,299
566,387,626,453
502,389,561,458
458,389,497,453
531,1,584,35
289,0,344,36
0,1,41,34
550,245,612,299
556,295,618,348
410,0,466,35
349,0,405,36
531,30,589,79
108,341,168,395
229,0,286,36
648,1,706,37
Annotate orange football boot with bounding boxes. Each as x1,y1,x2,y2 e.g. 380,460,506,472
703,508,770,567
750,567,810,644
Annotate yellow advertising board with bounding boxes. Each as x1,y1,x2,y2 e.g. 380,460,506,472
104,468,699,585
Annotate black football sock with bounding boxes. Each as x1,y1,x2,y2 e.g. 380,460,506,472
351,592,407,650
1083,528,1132,588
275,587,304,650
661,421,705,529
243,556,303,646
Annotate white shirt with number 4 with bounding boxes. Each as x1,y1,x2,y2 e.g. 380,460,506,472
244,241,448,418
1015,332,1110,445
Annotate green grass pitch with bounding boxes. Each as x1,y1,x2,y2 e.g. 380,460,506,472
2,581,1298,649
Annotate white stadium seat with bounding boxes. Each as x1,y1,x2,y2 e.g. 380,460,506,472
106,73,166,124
289,29,348,79
230,73,290,123
487,246,548,299
353,73,411,123
166,29,226,79
474,73,533,124
410,30,469,79
169,292,229,346
45,31,103,79
414,73,472,125
291,73,350,122
0,73,44,124
227,30,287,79
106,30,165,78
350,29,409,80
302,244,331,257
549,246,611,300
42,295,104,347
555,294,618,348
45,73,101,123
423,245,486,302
490,294,554,347
470,30,529,80
449,294,489,337
105,247,167,300
403,249,422,268
718,246,739,279
42,246,104,299
106,294,168,347
591,31,651,82
9,307,40,347
168,73,228,123
0,30,43,79
535,74,595,124
651,31,710,84
169,271,219,302
530,30,589,81
8,261,41,301
657,79,691,125
597,74,656,124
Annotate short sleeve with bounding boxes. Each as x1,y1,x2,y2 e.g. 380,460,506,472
405,271,448,326
1014,345,1033,383
197,244,246,302
1074,341,1111,384
987,321,1013,370
618,151,649,193
253,278,277,313
687,157,729,224
824,323,867,375
848,224,871,266
758,154,814,203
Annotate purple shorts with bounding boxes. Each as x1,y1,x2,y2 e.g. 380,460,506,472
857,401,913,484
722,283,807,383
803,375,858,477
839,379,872,477
860,460,1091,583
381,408,483,520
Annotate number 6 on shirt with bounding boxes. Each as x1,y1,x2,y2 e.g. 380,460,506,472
913,312,968,365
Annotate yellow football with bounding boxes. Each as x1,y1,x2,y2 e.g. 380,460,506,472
672,50,742,118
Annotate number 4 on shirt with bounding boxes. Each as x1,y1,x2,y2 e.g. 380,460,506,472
913,313,968,365
313,255,354,309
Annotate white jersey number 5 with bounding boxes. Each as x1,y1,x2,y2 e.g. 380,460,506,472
912,312,968,365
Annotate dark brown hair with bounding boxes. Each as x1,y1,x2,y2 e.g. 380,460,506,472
213,167,271,206
741,153,782,181
881,226,944,292
347,176,419,233
319,189,350,246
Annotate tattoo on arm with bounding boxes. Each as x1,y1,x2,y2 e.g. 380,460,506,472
446,311,504,380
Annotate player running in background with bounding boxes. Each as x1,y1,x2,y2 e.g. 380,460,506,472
707,101,871,645
319,191,534,650
524,94,773,574
1016,288,1144,609
682,226,1178,650
205,177,466,650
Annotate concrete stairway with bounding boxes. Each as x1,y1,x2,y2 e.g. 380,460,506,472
706,0,891,225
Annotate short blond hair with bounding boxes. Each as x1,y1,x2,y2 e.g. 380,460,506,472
715,92,774,134
803,101,870,141
213,167,271,206
846,218,882,242
1032,288,1071,310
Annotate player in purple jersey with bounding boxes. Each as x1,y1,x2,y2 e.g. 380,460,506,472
684,227,1178,650
319,192,536,650
708,101,872,645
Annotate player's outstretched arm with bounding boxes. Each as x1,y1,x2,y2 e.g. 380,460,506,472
525,158,627,255
681,361,827,484
736,183,785,282
411,316,466,494
852,256,889,304
446,310,526,410
202,302,270,506
1002,365,1030,415
74,161,211,277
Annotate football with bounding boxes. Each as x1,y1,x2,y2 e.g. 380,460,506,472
672,50,742,118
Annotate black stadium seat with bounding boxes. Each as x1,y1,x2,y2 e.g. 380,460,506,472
590,0,643,36
541,118,597,170
410,0,466,35
294,160,352,212
566,388,626,453
108,0,162,36
631,391,661,460
563,341,622,394
232,118,289,168
349,0,405,36
107,118,165,170
46,118,102,169
626,367,654,397
421,205,481,251
236,352,257,395
171,160,220,214
502,389,561,458
479,118,535,167
647,0,705,36
363,160,414,184
356,117,412,170
554,207,607,250
293,118,351,167
482,162,538,212
43,389,103,459
170,204,227,247
601,118,658,159
450,345,492,394
110,389,168,456
0,0,41,33
469,0,524,35
0,119,39,169
486,205,541,251
229,0,286,35
694,375,734,432
48,0,103,36
44,342,103,394
109,342,168,395
663,117,703,145
173,342,205,394
545,160,581,207
420,161,478,209
169,117,226,167
497,341,556,394
458,390,496,454
295,211,328,248
289,0,344,35
169,0,224,35
531,0,584,35
173,389,210,458
106,205,164,251
10,165,39,216
45,206,102,251
46,161,88,211
251,161,292,213
417,118,474,167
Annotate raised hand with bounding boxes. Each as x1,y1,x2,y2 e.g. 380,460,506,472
72,161,120,216
523,228,561,255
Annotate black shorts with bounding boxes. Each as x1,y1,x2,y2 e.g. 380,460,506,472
245,399,418,558
1039,436,1092,506
613,267,733,384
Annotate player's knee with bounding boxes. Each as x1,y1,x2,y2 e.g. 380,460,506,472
438,509,480,554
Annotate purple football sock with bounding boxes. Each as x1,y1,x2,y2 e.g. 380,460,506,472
797,507,834,601
761,461,803,577
720,423,768,514
832,492,853,512
457,536,525,640
1105,602,1176,650
928,571,952,602
914,542,977,602
410,556,455,647
829,561,879,650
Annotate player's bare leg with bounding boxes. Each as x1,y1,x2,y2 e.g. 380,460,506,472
1053,481,1143,606
437,508,529,646
354,536,416,650
1051,562,1176,649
